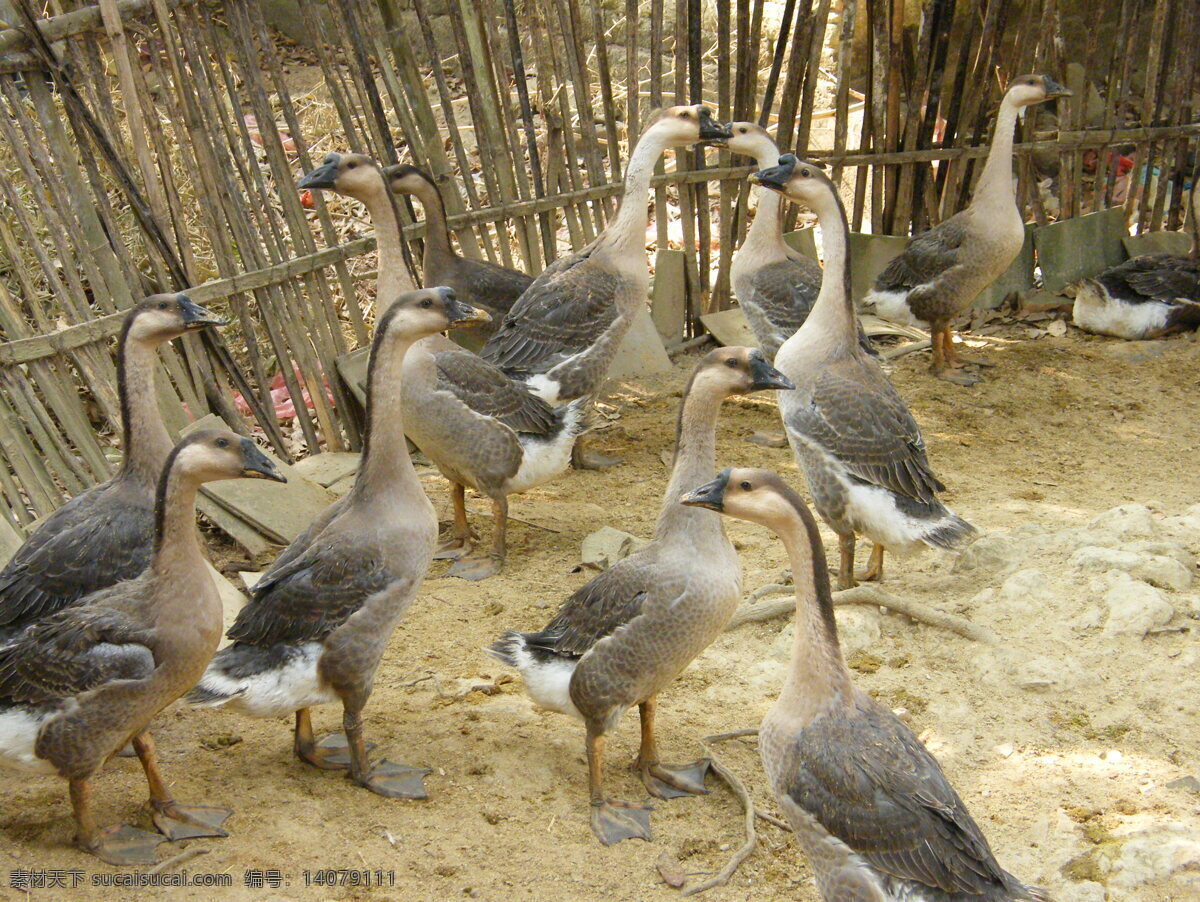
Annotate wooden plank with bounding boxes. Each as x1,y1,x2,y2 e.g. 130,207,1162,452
292,451,361,488
847,232,910,304
650,249,688,344
0,512,25,567
1034,207,1128,293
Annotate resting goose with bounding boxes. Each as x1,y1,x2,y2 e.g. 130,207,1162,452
862,75,1070,384
384,164,533,349
1074,167,1200,339
682,468,1047,902
0,295,225,640
300,154,586,580
189,288,488,799
0,430,283,865
489,347,794,844
725,122,876,360
752,156,975,590
482,106,733,467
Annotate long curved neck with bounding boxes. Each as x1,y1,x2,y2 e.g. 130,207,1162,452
151,470,205,578
973,97,1020,209
351,333,422,500
801,186,856,343
117,331,174,487
774,512,853,720
353,176,417,304
407,177,457,276
744,146,788,252
601,126,672,255
655,375,726,540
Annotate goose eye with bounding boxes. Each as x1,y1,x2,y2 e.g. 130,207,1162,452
216,438,229,448
739,481,751,491
679,110,691,118
800,168,811,177
345,161,357,169
157,302,168,310
420,298,433,309
724,357,739,368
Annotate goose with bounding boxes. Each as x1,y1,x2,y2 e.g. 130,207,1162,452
862,75,1070,384
681,468,1047,902
384,163,533,350
481,106,733,467
751,156,975,590
0,430,283,865
189,288,489,799
488,347,794,844
1073,165,1200,339
0,294,226,640
300,154,587,581
726,122,876,361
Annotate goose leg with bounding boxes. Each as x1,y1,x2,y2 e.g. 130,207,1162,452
943,329,993,368
434,483,476,560
293,708,373,770
587,727,652,845
837,533,858,590
70,778,164,866
343,704,430,800
448,497,506,581
635,698,711,799
933,328,981,385
132,732,231,841
856,543,885,582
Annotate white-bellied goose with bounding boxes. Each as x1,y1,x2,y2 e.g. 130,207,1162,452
0,295,225,641
489,347,794,844
725,122,876,361
481,106,733,466
385,164,533,350
189,289,488,800
1074,166,1200,339
0,431,283,866
862,75,1070,384
682,468,1047,902
752,156,975,590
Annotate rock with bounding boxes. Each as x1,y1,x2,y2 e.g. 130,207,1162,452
1131,556,1193,591
1070,546,1145,573
1071,546,1192,590
578,526,649,570
1121,540,1195,568
995,569,1056,612
1055,881,1105,902
1013,653,1075,691
952,532,1022,576
1102,572,1175,637
1088,505,1156,541
772,607,881,660
1166,775,1200,795
970,646,1077,691
1107,822,1200,890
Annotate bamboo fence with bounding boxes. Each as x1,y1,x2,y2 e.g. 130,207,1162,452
0,0,1195,536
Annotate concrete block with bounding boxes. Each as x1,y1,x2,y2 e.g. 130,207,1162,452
700,307,757,348
605,306,673,382
848,232,910,304
784,228,819,262
335,346,370,411
1123,231,1192,259
651,249,687,344
1034,207,1127,293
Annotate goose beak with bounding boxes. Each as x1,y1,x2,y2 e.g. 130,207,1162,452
1041,75,1071,99
698,107,733,145
298,157,340,190
750,155,797,191
748,352,796,391
178,294,227,329
440,288,492,327
239,439,286,482
680,470,731,512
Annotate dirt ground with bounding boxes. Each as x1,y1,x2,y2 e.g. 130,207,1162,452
2,326,1199,901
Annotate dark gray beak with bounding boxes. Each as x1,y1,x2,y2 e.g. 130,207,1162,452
178,293,227,329
298,155,341,190
750,153,798,191
748,352,796,391
239,438,286,482
1041,75,1071,99
698,107,733,145
680,469,732,512
439,287,492,326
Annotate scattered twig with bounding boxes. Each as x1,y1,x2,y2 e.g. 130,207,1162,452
726,584,999,644
471,506,560,534
755,810,792,831
680,753,756,897
703,728,759,743
397,673,434,689
882,338,932,361
146,847,208,875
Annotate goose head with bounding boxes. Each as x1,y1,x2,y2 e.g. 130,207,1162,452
1005,74,1071,107
643,105,733,147
725,122,778,162
378,286,491,343
171,430,286,485
127,293,226,343
681,466,807,531
297,152,382,200
750,154,834,207
691,346,795,396
384,164,439,198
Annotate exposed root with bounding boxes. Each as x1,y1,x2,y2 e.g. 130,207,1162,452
727,584,999,644
882,338,931,361
680,751,756,897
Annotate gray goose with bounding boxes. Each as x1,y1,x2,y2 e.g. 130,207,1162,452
0,430,283,866
0,295,225,641
189,289,488,799
752,156,975,590
862,75,1069,384
682,468,1047,902
725,122,876,361
489,347,794,845
384,164,533,350
300,154,585,580
481,106,733,467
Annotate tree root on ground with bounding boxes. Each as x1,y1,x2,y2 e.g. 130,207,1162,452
678,751,757,897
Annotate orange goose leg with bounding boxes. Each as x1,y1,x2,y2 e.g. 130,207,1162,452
587,726,652,845
133,732,231,841
635,697,711,799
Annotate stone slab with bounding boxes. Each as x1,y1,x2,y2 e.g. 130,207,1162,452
183,415,335,546
974,224,1036,309
292,451,361,488
651,249,687,344
1034,206,1128,293
700,307,757,348
205,561,246,648
784,228,819,262
1123,231,1192,259
335,346,371,411
197,496,271,557
848,232,910,305
605,306,673,383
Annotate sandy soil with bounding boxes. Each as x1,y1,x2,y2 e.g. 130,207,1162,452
3,326,1199,901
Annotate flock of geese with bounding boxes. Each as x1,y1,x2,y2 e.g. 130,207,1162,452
0,69,1196,900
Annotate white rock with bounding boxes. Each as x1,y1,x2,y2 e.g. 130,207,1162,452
1070,546,1146,573
970,646,1077,691
1102,572,1175,636
579,526,649,570
772,607,881,660
1107,823,1200,890
1131,556,1193,591
995,569,1056,613
952,532,1022,576
1121,540,1195,568
1088,504,1156,541
1055,882,1105,902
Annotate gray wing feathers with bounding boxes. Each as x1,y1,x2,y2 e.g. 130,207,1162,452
874,215,969,293
434,349,558,435
527,556,654,658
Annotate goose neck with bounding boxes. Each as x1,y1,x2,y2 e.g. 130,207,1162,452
117,332,174,487
744,148,788,251
356,177,417,304
603,128,671,255
350,334,422,501
655,374,726,539
974,98,1020,206
800,186,855,342
150,471,205,579
408,176,457,276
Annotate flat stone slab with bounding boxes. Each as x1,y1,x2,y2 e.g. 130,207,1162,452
650,248,687,344
606,306,673,383
848,232,910,305
336,346,370,411
183,415,336,547
206,561,246,647
292,451,361,488
784,228,819,261
700,307,757,348
975,224,1036,309
1123,231,1192,259
1034,206,1127,293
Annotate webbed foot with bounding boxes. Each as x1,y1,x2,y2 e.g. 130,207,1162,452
296,732,374,770
572,445,622,470
590,799,653,845
79,824,165,866
433,536,475,561
746,431,788,448
447,553,503,581
933,366,981,386
352,760,431,799
640,759,712,799
151,802,231,841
